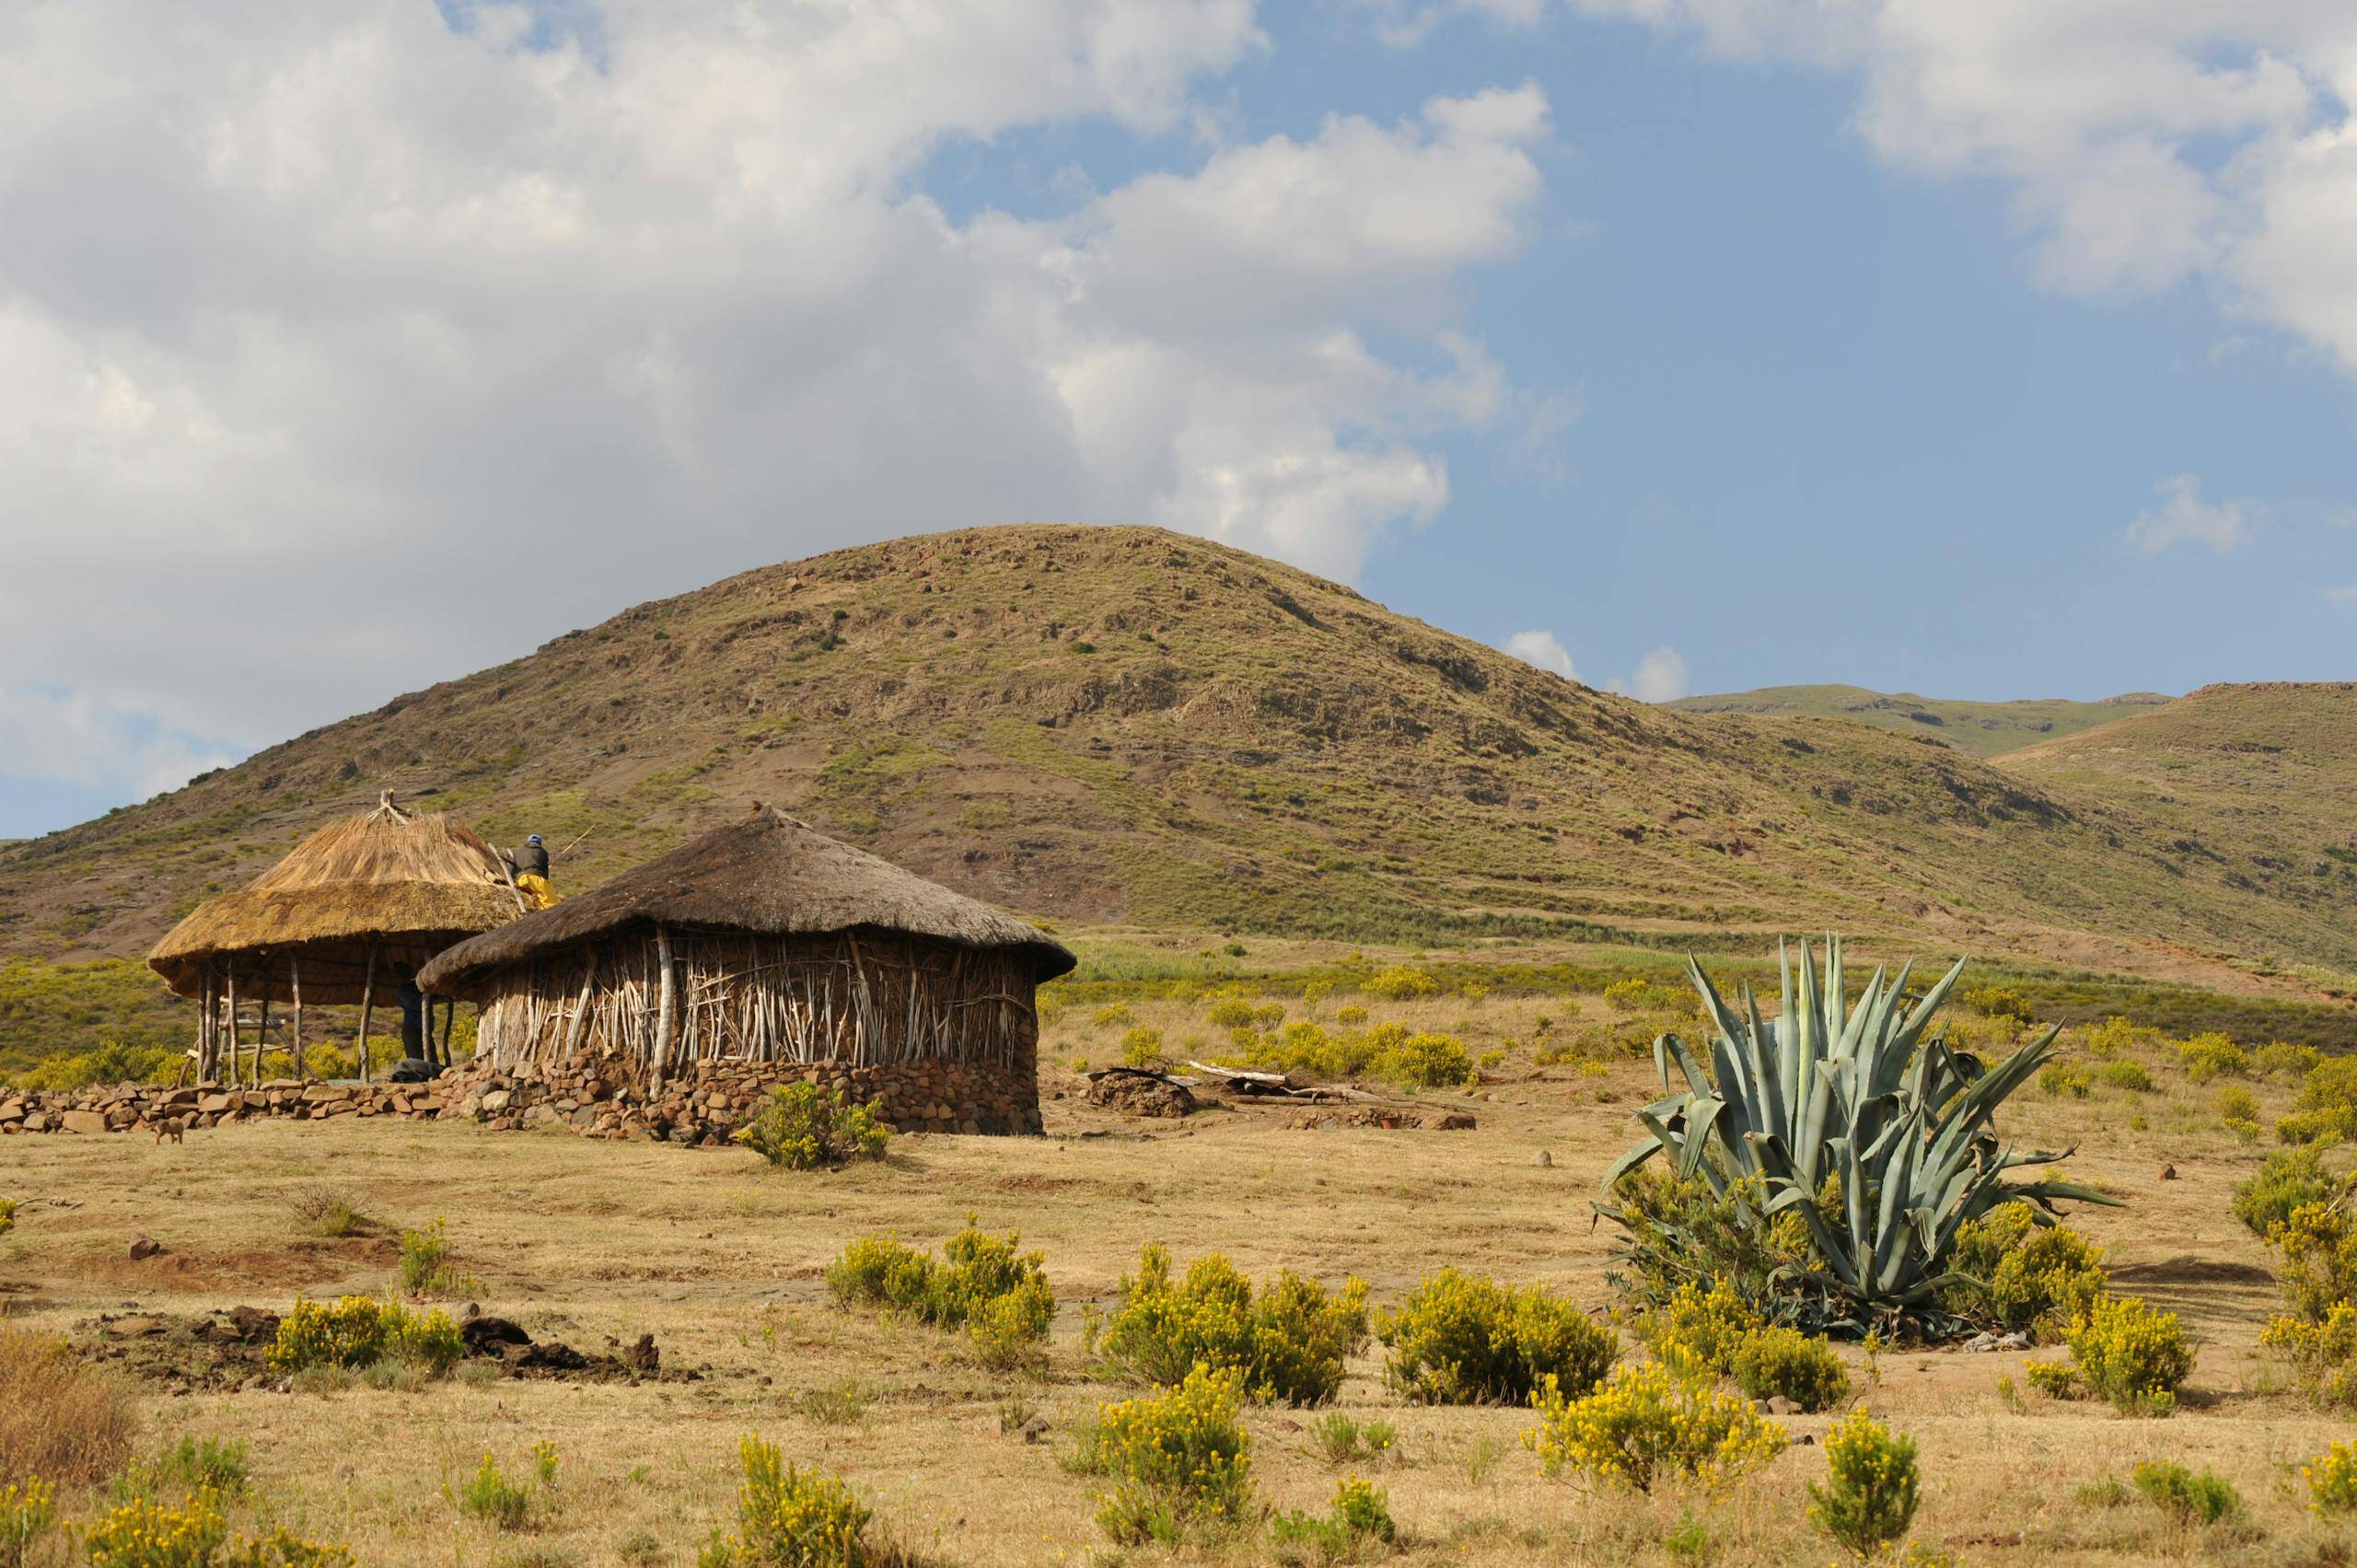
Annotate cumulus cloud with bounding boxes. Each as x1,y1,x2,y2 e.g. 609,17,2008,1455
0,3,1560,825
0,687,235,802
1383,2,2357,375
1612,645,1689,703
1503,628,1580,681
2125,474,2253,554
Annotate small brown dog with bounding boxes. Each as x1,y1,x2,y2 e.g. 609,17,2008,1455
152,1115,187,1145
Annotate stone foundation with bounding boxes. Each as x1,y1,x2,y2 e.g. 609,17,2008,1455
0,1078,443,1134
438,1055,1040,1143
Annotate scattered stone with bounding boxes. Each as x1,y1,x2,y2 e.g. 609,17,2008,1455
1533,1149,1553,1167
1085,1070,1197,1119
1960,1330,2032,1353
1763,1395,1803,1416
127,1237,163,1260
60,1109,110,1135
1018,1415,1051,1444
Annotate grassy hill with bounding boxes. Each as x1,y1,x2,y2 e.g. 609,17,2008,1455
5,526,2354,1005
1667,684,2173,758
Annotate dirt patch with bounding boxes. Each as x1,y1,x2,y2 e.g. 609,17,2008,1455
2108,1257,2276,1287
1285,1108,1478,1132
73,1306,689,1390
72,1236,396,1295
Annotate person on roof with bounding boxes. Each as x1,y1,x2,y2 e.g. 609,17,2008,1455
509,833,561,911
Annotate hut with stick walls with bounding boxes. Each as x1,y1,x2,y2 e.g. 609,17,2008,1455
149,793,524,1084
418,805,1074,1136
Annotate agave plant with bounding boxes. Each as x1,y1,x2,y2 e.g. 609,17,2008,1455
1601,935,2118,1331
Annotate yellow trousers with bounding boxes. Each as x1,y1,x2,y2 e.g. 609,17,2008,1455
516,872,560,910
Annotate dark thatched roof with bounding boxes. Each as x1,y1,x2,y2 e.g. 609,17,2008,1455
148,796,524,1004
418,806,1075,995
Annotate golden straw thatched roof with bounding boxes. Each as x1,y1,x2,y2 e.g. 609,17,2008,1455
148,795,524,1003
418,805,1074,995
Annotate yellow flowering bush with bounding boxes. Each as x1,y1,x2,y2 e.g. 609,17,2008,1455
732,1083,887,1170
1097,1243,1368,1405
1363,967,1439,1002
2061,1295,2193,1416
80,1487,354,1567
1118,1028,1166,1067
1378,1268,1616,1405
1808,1411,1920,1559
698,1436,873,1567
2177,1033,2249,1082
2304,1440,2357,1517
1376,1030,1472,1088
1206,995,1257,1029
1633,1276,1761,1376
2232,1146,2348,1240
2270,1202,2357,1321
0,1197,15,1237
2260,1303,2357,1408
1073,1365,1255,1544
1523,1363,1788,1493
0,1475,56,1566
826,1220,1053,1368
268,1295,461,1376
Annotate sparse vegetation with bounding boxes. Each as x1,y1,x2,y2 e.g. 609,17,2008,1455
269,1296,463,1377
0,1326,138,1486
2060,1295,2195,1415
1523,1362,1787,1493
2131,1460,2240,1527
1808,1412,1920,1559
698,1436,877,1566
1071,1364,1255,1544
828,1220,1054,1367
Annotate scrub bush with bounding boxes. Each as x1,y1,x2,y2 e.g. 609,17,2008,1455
268,1296,463,1376
2305,1440,2357,1517
2232,1145,2347,1240
827,1220,1053,1367
733,1083,888,1170
1378,1269,1616,1405
1097,1244,1368,1406
698,1436,874,1567
1808,1412,1920,1559
1073,1365,1255,1544
2062,1295,2193,1416
2131,1460,2239,1527
1523,1363,1787,1493
1728,1327,1849,1412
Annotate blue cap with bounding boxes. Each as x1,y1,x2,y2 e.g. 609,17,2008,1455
528,834,543,844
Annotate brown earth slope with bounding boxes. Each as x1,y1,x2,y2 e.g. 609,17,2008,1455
5,526,2353,980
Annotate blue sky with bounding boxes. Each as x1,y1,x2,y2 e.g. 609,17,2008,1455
2,1,2353,838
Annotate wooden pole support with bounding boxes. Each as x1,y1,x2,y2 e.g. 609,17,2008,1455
225,960,241,1090
653,924,676,1089
356,944,377,1085
291,957,305,1081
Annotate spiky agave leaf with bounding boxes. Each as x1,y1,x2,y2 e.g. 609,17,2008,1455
1598,935,2121,1334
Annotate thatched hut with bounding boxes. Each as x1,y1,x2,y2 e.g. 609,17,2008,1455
417,805,1074,1136
149,793,524,1084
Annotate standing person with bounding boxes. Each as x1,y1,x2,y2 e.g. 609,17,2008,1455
511,833,560,910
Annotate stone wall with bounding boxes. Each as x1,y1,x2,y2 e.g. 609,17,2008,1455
440,1054,1040,1142
1,1078,444,1134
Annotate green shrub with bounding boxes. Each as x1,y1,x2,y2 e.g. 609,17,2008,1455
827,1220,1053,1367
455,1451,538,1530
0,1477,55,1568
1207,995,1257,1029
1938,1208,2106,1339
2093,1060,2154,1093
1363,968,1438,1002
118,1434,251,1501
2177,1033,2249,1082
2233,1145,2347,1239
1097,1244,1368,1406
2078,1016,2150,1058
2305,1440,2357,1517
2063,1295,2193,1415
1091,1004,1132,1028
732,1083,888,1170
1523,1363,1788,1493
1268,1475,1397,1565
2258,1041,2325,1078
1962,986,2034,1026
1118,1028,1165,1067
1074,1365,1255,1544
1377,1269,1616,1405
2023,1359,2077,1399
1309,1413,1394,1465
0,1199,14,1237
699,1435,874,1566
2216,1086,2260,1124
2279,1109,2357,1145
1808,1411,1919,1560
1728,1327,1849,1412
2038,1063,2090,1098
2301,1056,2357,1114
269,1295,462,1376
1334,1005,1368,1027
399,1216,459,1296
2131,1460,2239,1527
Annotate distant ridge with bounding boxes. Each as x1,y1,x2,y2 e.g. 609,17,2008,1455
1666,685,2174,759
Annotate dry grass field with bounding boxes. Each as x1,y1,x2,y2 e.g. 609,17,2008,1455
2,971,2351,1565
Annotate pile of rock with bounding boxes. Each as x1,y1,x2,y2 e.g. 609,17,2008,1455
0,1078,443,1135
441,1055,1040,1143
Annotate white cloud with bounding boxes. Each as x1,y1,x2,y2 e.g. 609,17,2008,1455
2125,473,2253,554
1618,645,1690,703
1387,2,2357,377
1503,628,1580,681
0,4,1562,812
0,687,235,801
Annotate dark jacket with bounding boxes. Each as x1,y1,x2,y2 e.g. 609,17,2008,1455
514,842,550,877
